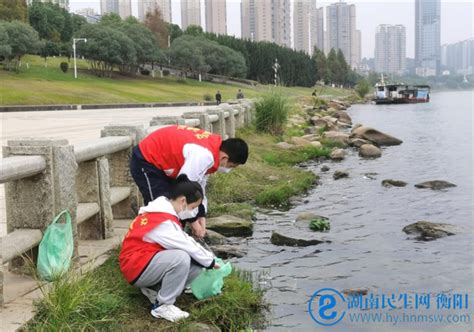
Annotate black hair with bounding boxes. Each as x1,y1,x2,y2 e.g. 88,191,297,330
170,174,203,204
220,138,249,165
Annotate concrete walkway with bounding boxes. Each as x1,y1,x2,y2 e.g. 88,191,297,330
0,105,213,236
0,219,131,332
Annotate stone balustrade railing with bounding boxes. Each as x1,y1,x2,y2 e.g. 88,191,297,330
0,100,254,306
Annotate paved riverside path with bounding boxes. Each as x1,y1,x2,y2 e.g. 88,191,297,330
0,105,212,237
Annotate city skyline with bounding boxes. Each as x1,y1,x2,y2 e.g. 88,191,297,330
71,0,473,58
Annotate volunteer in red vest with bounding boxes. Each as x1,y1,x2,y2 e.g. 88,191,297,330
130,125,249,238
119,175,219,322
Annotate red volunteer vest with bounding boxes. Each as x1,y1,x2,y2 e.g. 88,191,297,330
119,212,182,284
138,125,222,178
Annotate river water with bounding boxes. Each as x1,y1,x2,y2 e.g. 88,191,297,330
235,90,474,331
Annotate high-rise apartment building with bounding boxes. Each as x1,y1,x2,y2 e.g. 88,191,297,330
100,0,131,19
441,39,474,75
326,2,360,68
374,24,406,74
294,0,310,53
415,0,441,76
310,5,324,54
181,0,201,30
205,0,227,35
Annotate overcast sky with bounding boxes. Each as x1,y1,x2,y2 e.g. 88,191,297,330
70,0,474,58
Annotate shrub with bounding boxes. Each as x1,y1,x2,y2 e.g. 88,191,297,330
203,93,213,101
255,92,290,136
355,79,370,98
309,218,331,231
60,62,68,73
162,69,170,76
140,68,150,75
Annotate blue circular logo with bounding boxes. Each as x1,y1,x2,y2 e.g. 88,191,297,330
308,288,347,326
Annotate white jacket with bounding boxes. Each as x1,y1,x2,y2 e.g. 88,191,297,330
140,196,215,268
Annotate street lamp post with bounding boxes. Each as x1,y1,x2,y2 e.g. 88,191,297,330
73,38,87,79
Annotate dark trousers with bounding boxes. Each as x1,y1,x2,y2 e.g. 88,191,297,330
129,145,205,221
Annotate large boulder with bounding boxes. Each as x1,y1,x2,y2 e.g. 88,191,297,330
321,165,330,172
351,123,363,133
324,131,350,146
333,170,349,180
276,142,295,150
349,138,372,148
271,231,329,247
414,181,456,190
352,126,402,146
301,134,320,141
204,229,229,245
359,144,382,159
290,136,312,147
402,221,457,241
382,179,407,187
210,245,246,258
334,111,352,125
330,148,346,161
206,215,253,237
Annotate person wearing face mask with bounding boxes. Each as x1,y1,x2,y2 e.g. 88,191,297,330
130,124,249,238
119,175,219,322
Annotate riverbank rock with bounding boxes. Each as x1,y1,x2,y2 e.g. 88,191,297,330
402,221,457,241
349,138,372,148
330,148,346,161
334,111,352,125
301,134,319,141
204,229,229,245
333,170,349,180
290,136,312,147
382,179,407,187
359,144,382,159
276,142,295,150
210,245,246,259
352,126,403,146
351,123,363,133
311,141,322,148
271,231,329,247
206,215,253,237
324,131,350,146
363,172,378,180
321,165,330,172
295,212,328,222
414,180,456,190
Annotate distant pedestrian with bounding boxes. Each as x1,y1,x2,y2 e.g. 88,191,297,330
215,90,222,105
236,89,244,99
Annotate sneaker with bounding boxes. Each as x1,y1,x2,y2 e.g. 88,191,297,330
184,286,193,294
141,287,158,304
151,303,190,322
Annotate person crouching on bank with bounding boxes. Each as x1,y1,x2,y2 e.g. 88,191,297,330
119,175,220,322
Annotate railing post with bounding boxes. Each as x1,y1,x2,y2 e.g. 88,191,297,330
3,138,78,269
101,125,146,217
208,109,226,138
220,104,236,138
182,112,211,131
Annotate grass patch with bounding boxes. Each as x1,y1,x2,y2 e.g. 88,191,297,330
207,128,319,210
254,91,290,135
26,249,267,331
0,55,352,106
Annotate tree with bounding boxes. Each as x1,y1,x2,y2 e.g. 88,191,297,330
312,47,327,83
39,39,59,67
118,20,161,73
355,78,370,98
77,24,136,77
99,13,122,26
184,25,203,36
0,0,27,22
334,49,349,85
168,23,182,44
145,8,169,48
0,20,40,71
28,2,68,42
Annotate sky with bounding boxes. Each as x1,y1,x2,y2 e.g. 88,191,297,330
69,0,474,58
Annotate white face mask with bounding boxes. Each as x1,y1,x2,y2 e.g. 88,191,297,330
217,166,232,173
177,205,198,220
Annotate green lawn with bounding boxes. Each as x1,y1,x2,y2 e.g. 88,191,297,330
0,55,352,105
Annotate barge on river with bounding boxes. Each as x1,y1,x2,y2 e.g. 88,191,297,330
373,79,430,105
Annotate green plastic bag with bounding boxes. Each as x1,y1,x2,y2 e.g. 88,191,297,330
190,258,232,300
37,210,74,281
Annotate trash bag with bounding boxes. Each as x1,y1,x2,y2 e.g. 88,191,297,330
37,210,74,281
190,258,232,300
